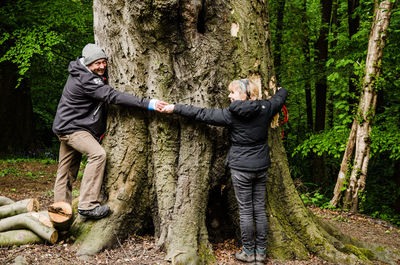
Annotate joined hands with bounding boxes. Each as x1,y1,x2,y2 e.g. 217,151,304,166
155,100,175,114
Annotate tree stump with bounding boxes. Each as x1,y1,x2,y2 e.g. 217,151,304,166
48,201,73,231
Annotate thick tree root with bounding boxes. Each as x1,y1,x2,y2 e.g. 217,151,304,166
319,220,400,265
0,229,43,246
0,198,39,218
0,211,57,244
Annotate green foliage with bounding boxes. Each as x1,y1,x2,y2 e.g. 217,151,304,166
361,167,400,226
293,126,349,159
0,0,94,149
332,215,349,222
72,189,80,197
272,0,400,192
0,26,63,85
300,191,335,210
0,158,57,164
0,167,20,177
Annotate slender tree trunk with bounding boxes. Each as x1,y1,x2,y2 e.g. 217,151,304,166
330,0,361,207
69,1,399,264
342,0,394,211
394,160,400,214
348,0,360,37
312,0,332,184
327,0,338,130
314,0,332,133
330,120,357,206
347,0,360,117
301,0,313,131
272,0,285,82
0,62,36,155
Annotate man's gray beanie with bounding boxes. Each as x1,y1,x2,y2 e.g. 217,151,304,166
82,43,108,65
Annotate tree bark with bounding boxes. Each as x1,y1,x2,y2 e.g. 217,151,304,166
69,0,399,264
330,120,357,207
341,0,394,211
0,198,39,219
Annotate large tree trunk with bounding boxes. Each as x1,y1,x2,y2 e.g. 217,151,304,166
332,0,394,212
70,0,399,264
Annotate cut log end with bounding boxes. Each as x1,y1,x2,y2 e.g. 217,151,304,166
26,198,40,212
48,202,73,231
49,231,58,244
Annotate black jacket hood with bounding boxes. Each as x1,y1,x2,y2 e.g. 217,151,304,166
229,100,261,119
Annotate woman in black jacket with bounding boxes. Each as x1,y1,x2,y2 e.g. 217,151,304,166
161,79,288,263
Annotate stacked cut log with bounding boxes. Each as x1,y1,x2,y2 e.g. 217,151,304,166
47,201,73,231
0,196,73,246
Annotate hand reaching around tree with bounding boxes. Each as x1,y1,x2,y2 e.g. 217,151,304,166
160,104,175,114
154,100,169,111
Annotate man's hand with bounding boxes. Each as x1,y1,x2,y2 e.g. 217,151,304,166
155,100,169,111
160,104,175,114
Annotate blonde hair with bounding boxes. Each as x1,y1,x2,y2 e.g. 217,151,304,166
229,75,261,100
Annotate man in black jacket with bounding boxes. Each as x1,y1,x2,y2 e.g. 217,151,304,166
52,43,166,220
161,79,288,263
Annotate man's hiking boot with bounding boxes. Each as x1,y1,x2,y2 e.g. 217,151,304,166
235,247,255,263
78,205,110,220
255,247,266,263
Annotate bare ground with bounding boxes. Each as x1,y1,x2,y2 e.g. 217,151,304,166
0,161,399,265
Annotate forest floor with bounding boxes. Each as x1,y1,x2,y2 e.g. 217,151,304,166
0,160,399,265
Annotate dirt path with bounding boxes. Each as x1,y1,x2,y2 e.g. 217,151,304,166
0,161,399,264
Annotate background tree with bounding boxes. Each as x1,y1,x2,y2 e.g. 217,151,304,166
279,0,400,225
331,0,395,211
69,0,399,264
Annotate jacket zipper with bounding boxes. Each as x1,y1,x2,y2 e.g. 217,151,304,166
92,102,104,120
